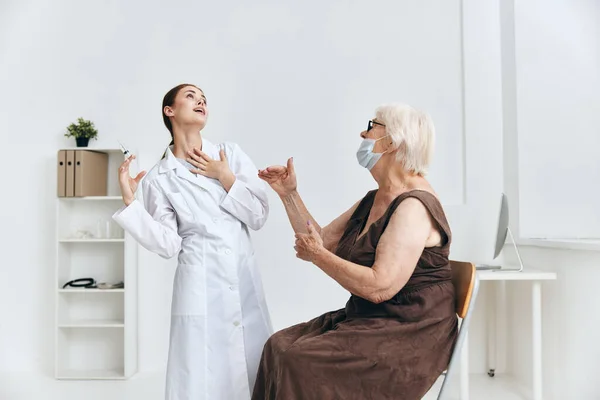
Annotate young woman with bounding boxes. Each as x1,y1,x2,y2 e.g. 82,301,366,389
112,83,272,400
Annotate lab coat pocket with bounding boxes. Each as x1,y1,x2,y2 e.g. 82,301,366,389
172,263,206,316
166,192,195,222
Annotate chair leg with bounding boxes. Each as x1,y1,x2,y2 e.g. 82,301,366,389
460,331,469,400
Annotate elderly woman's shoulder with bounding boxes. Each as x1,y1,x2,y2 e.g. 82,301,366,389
402,188,441,203
395,189,447,218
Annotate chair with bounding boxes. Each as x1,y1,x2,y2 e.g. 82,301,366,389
436,260,480,399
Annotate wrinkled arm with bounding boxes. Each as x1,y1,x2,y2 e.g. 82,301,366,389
279,192,359,247
279,190,321,234
112,179,182,259
312,198,433,303
219,143,269,230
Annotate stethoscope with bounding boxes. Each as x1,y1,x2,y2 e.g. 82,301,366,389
62,278,96,289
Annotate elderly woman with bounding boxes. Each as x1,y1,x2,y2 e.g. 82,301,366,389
254,103,458,400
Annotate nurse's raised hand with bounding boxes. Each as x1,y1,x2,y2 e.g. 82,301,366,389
118,155,147,206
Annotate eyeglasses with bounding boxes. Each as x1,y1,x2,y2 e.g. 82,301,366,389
367,120,385,132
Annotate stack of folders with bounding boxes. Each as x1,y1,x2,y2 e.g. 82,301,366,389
57,150,108,197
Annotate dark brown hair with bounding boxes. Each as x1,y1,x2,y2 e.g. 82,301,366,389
161,83,203,158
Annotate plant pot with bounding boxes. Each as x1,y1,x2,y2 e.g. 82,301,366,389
76,137,90,147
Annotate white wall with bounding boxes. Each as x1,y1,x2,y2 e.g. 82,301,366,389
501,246,600,400
499,1,600,398
514,0,600,239
0,0,505,382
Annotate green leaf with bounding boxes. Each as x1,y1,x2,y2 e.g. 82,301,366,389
63,117,99,139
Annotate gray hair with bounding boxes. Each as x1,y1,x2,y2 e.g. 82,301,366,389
375,103,435,176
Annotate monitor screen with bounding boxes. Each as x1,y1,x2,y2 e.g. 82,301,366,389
494,193,509,259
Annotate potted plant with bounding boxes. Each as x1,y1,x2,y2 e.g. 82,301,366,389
64,117,98,147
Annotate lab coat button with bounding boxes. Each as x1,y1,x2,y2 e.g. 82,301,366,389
233,321,240,326
225,249,231,255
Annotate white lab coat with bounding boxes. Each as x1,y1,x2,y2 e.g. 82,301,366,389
112,138,273,400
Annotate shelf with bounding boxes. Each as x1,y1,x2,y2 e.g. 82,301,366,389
58,288,125,293
59,239,124,243
59,196,123,201
56,368,126,380
54,153,138,380
59,147,122,153
59,319,124,328
57,199,125,239
56,328,125,380
55,148,129,198
57,293,125,329
57,244,124,292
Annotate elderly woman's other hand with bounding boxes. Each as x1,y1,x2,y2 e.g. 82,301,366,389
294,221,325,263
258,157,297,197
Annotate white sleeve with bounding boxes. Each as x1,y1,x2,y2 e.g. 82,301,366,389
112,179,182,259
219,143,269,230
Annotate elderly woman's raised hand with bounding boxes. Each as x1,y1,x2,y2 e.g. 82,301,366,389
258,157,297,197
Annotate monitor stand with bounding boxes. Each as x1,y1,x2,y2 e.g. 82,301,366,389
494,227,524,272
476,264,502,270
475,228,524,272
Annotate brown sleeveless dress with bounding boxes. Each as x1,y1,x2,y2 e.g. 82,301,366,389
252,190,458,400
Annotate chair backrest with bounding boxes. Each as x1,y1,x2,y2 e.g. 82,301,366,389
449,260,476,318
436,260,478,399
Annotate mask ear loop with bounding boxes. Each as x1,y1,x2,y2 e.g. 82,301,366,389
374,135,394,155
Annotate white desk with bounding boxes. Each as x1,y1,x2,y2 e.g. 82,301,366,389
459,268,557,400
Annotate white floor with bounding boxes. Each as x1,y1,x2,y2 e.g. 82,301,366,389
0,371,164,400
0,371,531,400
423,373,532,400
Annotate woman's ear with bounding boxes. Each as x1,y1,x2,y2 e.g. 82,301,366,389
164,105,174,117
388,140,404,157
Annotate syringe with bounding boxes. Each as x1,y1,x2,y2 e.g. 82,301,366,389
118,140,131,158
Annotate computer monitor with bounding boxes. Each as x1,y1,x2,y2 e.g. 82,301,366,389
477,193,524,272
494,193,509,259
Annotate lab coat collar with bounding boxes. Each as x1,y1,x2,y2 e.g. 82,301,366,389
158,138,221,191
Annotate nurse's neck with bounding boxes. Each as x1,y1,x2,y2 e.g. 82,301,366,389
172,128,203,159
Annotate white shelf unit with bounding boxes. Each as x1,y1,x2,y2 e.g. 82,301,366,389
54,148,138,380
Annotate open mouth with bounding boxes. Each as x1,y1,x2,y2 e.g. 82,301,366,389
194,108,205,115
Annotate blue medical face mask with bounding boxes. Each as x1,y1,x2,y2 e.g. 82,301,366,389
356,135,390,170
